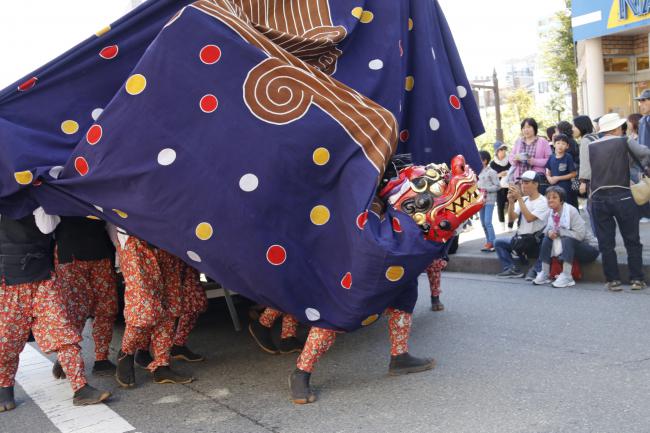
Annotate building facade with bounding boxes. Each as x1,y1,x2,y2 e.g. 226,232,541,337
572,0,650,117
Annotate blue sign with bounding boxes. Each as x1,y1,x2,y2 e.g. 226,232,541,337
573,0,650,41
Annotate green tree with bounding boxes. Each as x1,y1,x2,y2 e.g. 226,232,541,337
542,0,578,117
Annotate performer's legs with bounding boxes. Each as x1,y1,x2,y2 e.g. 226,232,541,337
385,308,435,375
151,315,193,385
171,313,204,362
290,327,337,404
89,259,118,366
426,259,447,311
249,307,281,354
278,314,303,354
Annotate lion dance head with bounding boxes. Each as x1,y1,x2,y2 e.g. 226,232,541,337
379,155,484,242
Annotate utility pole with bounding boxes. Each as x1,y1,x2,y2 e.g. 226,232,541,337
471,69,504,142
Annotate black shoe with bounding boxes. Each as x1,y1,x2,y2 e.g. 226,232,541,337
152,366,194,384
278,337,304,354
52,360,66,379
171,345,204,362
115,350,136,388
496,268,524,278
388,353,436,376
134,349,153,369
92,360,116,376
248,321,279,354
289,369,316,404
431,296,445,312
0,386,16,412
72,384,111,406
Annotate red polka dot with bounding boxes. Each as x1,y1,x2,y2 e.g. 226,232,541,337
450,95,461,110
392,217,403,233
75,157,89,176
86,125,103,145
99,45,119,60
341,272,352,289
200,94,218,113
17,77,37,92
200,45,222,64
356,211,369,230
266,245,286,266
399,129,409,142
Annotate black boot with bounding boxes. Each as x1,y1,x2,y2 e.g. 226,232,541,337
278,337,304,354
0,386,16,412
388,353,436,376
289,369,316,404
152,366,193,384
52,360,66,379
248,321,278,354
115,350,136,388
171,345,204,362
134,349,153,369
431,296,445,312
92,359,116,376
72,384,111,406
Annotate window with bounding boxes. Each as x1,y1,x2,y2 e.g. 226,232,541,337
637,56,649,71
604,57,630,72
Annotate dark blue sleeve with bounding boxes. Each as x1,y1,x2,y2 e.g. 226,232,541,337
566,154,576,172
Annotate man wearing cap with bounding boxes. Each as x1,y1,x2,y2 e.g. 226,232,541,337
635,89,650,148
580,113,650,291
494,171,549,278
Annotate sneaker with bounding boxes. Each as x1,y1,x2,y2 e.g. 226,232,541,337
248,321,279,354
92,360,116,376
115,350,136,388
289,369,316,404
278,337,304,354
134,349,153,369
630,280,647,290
72,384,111,406
532,271,551,285
52,360,66,379
171,345,204,362
552,273,576,288
152,366,194,384
0,386,16,412
496,268,524,278
524,268,537,281
430,296,445,312
606,280,623,292
640,218,650,223
480,242,495,252
388,353,436,376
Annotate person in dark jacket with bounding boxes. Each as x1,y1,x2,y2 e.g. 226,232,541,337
0,211,110,412
490,141,513,229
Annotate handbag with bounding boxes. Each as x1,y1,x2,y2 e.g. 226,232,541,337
510,230,544,258
627,145,650,205
571,177,580,192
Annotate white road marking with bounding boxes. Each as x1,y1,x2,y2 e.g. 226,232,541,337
15,344,135,433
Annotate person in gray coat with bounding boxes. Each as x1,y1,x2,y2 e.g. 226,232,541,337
478,151,500,252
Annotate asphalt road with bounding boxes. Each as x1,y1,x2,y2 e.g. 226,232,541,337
3,272,650,433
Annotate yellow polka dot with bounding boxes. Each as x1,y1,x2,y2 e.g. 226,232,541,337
61,120,79,135
195,222,213,240
362,314,379,326
310,205,330,226
125,74,147,95
351,7,363,19
313,147,330,166
14,171,33,185
405,76,414,91
86,215,101,220
385,266,405,282
95,25,111,37
113,209,128,219
408,18,414,31
360,10,374,23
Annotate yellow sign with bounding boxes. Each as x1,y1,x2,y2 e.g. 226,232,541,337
608,1,650,29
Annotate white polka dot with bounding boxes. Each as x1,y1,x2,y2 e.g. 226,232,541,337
431,47,436,60
187,251,201,262
368,59,383,70
305,308,320,321
157,148,176,166
239,174,258,192
457,85,468,98
49,166,64,179
93,205,104,212
91,108,104,120
424,147,433,153
429,117,440,131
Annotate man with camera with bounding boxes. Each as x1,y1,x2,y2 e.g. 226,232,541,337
495,171,549,278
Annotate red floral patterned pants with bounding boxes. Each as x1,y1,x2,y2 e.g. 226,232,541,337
173,266,208,346
259,308,298,339
55,258,117,361
0,279,86,391
173,312,199,346
426,259,447,297
296,308,412,372
118,237,172,371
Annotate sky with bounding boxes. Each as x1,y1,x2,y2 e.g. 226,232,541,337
0,0,567,88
